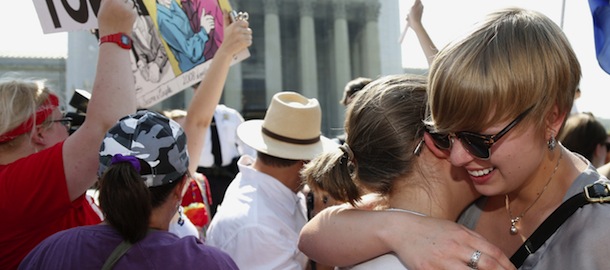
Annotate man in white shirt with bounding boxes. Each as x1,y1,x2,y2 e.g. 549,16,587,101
206,92,336,270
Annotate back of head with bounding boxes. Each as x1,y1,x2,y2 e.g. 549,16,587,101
97,110,189,243
0,79,54,147
558,112,607,163
341,77,373,106
429,8,581,133
302,74,428,204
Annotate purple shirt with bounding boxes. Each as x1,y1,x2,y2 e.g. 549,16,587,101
19,224,238,269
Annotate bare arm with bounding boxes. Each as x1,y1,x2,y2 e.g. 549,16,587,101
299,205,515,270
184,15,252,174
407,0,438,66
63,0,137,200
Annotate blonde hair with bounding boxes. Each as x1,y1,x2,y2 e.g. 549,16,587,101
0,79,52,145
301,74,428,204
428,8,580,133
163,109,187,121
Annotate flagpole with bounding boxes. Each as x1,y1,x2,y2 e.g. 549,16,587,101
560,0,566,29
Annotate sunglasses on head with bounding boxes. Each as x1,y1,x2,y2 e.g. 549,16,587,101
426,106,534,160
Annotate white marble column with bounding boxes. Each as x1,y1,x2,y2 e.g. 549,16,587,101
264,0,282,104
224,64,243,112
224,2,243,112
299,1,318,99
363,1,381,78
333,0,351,127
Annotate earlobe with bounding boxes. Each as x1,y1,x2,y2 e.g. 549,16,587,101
423,132,449,159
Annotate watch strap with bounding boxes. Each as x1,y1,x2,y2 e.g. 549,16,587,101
99,33,132,50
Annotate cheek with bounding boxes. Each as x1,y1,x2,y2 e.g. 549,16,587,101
49,126,69,144
495,129,545,182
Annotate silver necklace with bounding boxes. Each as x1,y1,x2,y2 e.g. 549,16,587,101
505,149,562,235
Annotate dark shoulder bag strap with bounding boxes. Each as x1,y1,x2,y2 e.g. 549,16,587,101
101,240,133,270
510,182,610,267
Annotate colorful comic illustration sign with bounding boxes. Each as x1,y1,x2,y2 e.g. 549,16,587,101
32,0,249,108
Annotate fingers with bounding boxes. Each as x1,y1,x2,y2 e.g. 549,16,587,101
98,0,137,35
471,247,516,270
427,224,515,270
233,24,253,48
228,20,252,41
218,20,252,55
456,230,515,270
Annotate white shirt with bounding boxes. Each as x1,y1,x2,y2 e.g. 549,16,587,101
198,105,255,167
206,155,308,270
343,253,408,270
340,209,421,270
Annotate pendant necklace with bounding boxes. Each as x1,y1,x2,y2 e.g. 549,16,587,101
505,149,562,235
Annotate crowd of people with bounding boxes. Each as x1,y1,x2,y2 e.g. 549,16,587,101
2,0,610,269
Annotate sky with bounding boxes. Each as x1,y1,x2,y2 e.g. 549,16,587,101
0,1,67,58
2,0,610,117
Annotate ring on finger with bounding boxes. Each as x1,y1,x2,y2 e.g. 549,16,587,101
467,250,482,269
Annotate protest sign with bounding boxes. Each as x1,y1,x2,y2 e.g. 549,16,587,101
33,0,249,108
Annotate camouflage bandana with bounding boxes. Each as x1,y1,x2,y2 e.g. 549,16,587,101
98,110,189,187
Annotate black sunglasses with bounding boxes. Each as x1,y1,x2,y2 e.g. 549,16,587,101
51,117,73,131
427,106,534,160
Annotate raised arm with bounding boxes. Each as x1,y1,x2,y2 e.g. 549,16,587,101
407,0,438,66
184,14,252,174
63,0,137,201
299,206,515,270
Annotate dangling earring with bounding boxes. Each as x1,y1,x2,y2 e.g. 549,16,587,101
177,205,185,226
547,134,557,151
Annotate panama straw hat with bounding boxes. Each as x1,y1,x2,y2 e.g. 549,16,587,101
237,91,337,160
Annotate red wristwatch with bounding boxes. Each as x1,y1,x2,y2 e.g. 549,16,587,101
99,33,132,50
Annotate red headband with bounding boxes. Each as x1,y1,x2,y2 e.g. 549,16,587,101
0,94,59,143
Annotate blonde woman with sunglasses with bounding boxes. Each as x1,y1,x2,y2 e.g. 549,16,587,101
301,74,514,270
299,7,610,270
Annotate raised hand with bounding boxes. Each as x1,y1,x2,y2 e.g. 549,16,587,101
97,0,137,37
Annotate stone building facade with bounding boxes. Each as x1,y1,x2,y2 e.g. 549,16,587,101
224,0,395,137
0,56,67,106
7,0,403,138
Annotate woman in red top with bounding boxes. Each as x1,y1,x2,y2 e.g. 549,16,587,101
0,0,137,268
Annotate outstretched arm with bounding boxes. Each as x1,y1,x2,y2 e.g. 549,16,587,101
299,205,515,270
407,0,438,66
63,0,137,200
184,14,252,174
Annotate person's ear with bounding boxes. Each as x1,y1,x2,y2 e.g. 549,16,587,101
30,125,46,146
593,143,607,167
423,132,449,159
546,105,567,139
